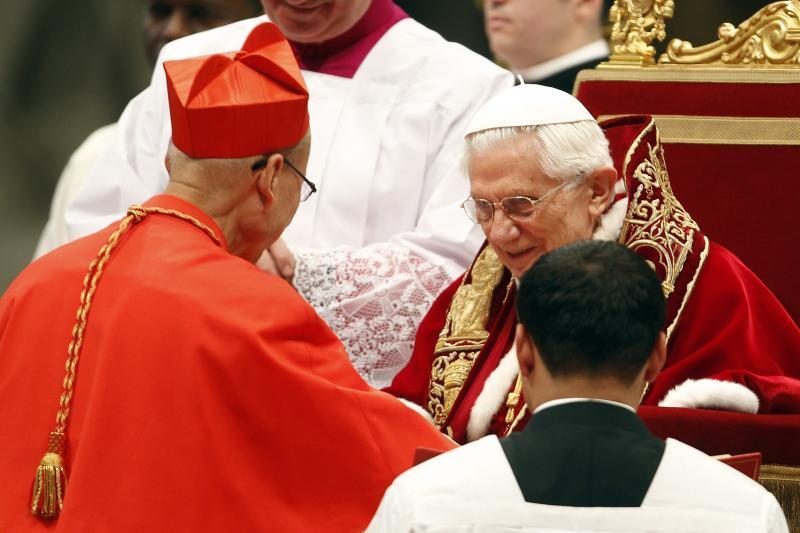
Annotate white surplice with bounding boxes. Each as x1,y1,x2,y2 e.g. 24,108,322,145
366,437,789,533
60,16,512,386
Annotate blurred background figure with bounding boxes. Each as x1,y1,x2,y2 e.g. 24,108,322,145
34,0,263,257
395,0,491,58
483,0,609,93
144,0,263,65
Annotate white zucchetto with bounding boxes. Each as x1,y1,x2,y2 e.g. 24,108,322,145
465,84,594,138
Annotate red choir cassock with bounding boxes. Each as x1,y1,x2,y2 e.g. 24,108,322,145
387,116,800,445
0,195,454,532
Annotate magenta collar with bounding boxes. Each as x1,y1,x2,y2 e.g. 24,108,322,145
289,0,407,78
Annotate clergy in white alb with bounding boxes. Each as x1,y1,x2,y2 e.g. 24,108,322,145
367,429,787,533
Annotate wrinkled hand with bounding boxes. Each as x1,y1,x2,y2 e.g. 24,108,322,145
256,238,296,283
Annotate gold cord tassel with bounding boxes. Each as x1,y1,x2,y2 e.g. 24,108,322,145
28,206,220,521
31,432,67,519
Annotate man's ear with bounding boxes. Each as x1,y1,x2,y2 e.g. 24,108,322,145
515,323,536,379
643,331,667,384
255,153,283,209
586,166,617,218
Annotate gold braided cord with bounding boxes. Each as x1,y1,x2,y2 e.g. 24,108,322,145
504,404,528,436
32,204,221,520
137,206,221,247
54,213,137,432
52,204,220,434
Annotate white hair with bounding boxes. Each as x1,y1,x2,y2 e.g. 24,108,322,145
465,120,613,186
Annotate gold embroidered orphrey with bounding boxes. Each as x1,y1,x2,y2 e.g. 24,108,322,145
426,246,506,428
619,135,700,304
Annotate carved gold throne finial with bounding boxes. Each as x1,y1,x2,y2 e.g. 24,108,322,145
609,0,675,66
660,0,800,65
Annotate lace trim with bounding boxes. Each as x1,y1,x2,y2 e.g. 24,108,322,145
294,244,453,388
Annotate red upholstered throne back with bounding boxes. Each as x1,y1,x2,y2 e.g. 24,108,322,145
575,69,800,325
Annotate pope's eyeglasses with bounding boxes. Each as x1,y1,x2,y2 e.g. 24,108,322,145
461,175,582,224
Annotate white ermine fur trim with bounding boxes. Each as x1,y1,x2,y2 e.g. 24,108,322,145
592,194,628,242
466,346,520,442
658,378,759,414
397,398,435,424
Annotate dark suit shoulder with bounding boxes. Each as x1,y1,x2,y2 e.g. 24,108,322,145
501,402,665,507
526,56,607,94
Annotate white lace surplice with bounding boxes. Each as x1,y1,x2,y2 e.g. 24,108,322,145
295,244,452,388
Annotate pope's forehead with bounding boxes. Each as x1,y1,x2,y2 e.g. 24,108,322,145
467,139,554,194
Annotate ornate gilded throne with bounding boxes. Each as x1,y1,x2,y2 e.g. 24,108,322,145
572,1,800,529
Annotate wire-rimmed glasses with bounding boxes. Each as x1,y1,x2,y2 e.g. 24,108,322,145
461,176,582,224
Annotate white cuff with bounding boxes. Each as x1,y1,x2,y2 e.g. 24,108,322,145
658,378,759,414
397,398,435,424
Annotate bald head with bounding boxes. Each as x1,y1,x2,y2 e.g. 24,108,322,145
165,133,310,197
164,133,311,262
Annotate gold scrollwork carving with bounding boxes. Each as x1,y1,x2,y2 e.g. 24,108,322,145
661,0,800,66
609,0,675,66
426,247,505,428
620,141,699,299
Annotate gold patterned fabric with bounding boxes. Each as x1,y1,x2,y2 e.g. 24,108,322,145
426,246,508,428
610,116,708,343
760,464,800,533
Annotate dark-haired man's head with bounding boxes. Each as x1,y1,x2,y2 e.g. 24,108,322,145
514,240,667,410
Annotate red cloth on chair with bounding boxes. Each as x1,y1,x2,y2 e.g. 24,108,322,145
648,242,800,408
639,406,800,465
